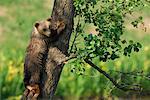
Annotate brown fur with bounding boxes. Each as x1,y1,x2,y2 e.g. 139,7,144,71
24,18,52,87
22,18,66,99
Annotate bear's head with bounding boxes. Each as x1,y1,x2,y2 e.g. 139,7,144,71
34,18,52,37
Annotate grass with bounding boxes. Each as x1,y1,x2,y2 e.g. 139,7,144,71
0,0,150,99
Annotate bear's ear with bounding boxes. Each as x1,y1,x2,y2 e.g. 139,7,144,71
35,22,39,28
56,20,65,34
47,17,51,22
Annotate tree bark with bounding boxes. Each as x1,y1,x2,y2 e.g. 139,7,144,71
40,0,74,99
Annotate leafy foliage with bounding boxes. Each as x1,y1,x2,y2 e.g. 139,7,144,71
71,0,149,62
69,0,150,91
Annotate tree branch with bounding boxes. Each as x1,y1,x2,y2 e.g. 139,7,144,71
84,58,141,91
57,53,77,65
69,17,81,53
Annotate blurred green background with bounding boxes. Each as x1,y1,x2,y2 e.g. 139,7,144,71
0,0,150,100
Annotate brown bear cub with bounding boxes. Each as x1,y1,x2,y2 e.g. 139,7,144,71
23,18,66,99
23,18,52,98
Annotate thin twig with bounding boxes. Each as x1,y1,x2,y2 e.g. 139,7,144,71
70,17,81,53
84,58,141,91
110,70,150,80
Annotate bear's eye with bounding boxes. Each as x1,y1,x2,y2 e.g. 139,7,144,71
35,23,39,28
43,28,47,32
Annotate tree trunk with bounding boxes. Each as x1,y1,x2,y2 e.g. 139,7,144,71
40,0,74,99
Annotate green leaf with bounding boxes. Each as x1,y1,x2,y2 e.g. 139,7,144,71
134,47,139,52
137,43,142,48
